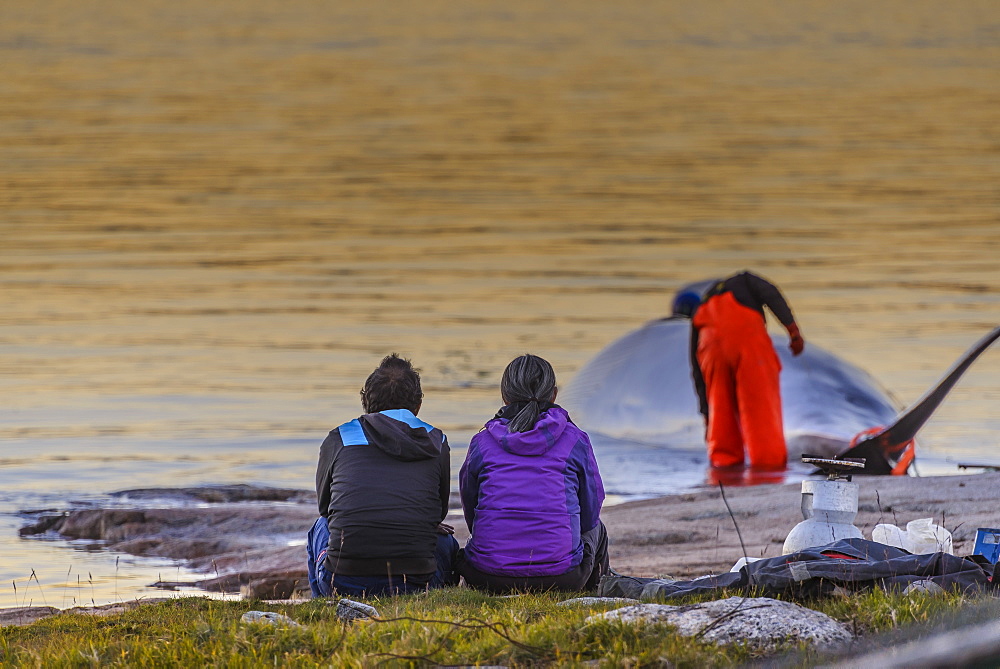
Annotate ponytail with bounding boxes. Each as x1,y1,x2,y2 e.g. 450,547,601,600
500,354,557,432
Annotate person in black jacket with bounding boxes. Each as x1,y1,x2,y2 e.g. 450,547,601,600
688,272,805,470
306,353,458,597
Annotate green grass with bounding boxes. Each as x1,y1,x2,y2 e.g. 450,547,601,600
0,587,983,668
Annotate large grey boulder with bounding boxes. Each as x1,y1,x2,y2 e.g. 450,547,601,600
587,597,852,651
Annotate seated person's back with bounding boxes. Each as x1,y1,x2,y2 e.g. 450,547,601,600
307,353,458,597
458,354,609,593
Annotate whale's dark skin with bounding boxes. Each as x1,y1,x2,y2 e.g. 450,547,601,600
563,303,999,477
562,317,899,462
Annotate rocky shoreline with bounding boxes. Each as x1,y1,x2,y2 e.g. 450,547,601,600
15,472,1000,603
18,485,317,599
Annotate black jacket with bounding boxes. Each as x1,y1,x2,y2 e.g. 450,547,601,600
701,271,795,326
316,409,450,576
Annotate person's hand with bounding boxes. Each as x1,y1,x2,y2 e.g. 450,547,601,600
787,322,805,356
437,523,455,535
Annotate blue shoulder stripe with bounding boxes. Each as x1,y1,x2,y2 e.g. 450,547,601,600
337,419,368,446
379,409,435,432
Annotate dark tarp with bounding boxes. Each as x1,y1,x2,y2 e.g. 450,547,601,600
600,538,998,600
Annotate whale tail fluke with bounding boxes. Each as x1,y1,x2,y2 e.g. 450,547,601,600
840,325,1000,474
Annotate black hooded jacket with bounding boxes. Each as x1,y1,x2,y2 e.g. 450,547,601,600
316,409,450,577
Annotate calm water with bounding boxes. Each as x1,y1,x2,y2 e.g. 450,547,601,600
2,0,999,607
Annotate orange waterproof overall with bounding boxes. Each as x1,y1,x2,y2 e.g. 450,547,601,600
692,292,787,469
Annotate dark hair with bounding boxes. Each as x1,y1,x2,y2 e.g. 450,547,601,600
500,354,557,433
361,353,423,414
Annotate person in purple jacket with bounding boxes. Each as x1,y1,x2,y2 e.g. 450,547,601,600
457,354,610,593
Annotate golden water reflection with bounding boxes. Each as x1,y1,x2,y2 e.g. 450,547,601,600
1,0,999,606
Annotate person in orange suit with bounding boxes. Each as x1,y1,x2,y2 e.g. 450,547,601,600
683,272,805,470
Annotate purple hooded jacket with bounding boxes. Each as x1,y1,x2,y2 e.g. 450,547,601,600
460,405,605,577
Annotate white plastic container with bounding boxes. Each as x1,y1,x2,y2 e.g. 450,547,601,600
869,518,953,555
871,523,907,550
905,518,953,555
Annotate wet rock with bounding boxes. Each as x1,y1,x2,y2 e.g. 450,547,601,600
197,572,247,592
587,597,852,651
17,514,66,536
240,575,309,600
112,485,313,504
199,543,305,571
21,506,313,560
116,536,232,560
241,611,304,628
16,485,465,601
198,565,305,593
20,509,148,541
19,494,317,598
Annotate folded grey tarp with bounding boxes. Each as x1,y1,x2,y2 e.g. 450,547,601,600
599,538,998,600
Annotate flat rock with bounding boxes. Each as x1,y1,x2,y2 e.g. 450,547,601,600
0,606,60,627
21,505,313,565
587,597,852,651
240,574,310,600
19,489,318,597
112,485,313,504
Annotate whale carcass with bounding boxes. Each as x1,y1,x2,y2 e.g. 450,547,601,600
562,317,899,461
564,314,1000,479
